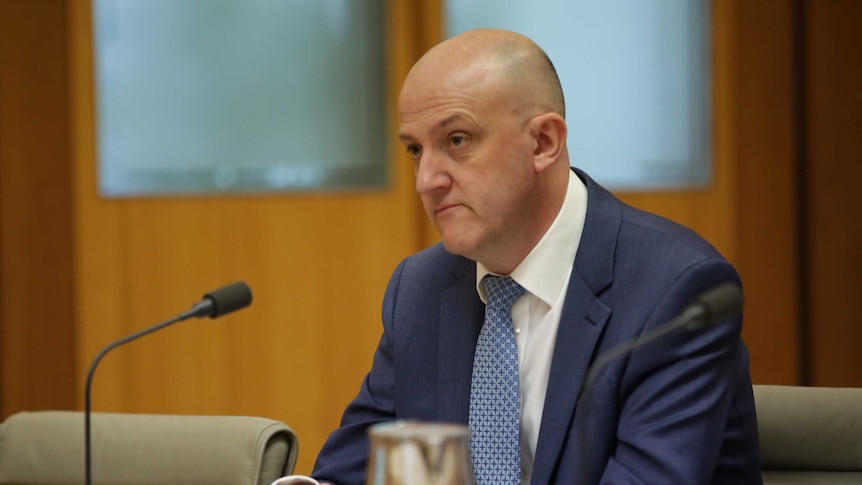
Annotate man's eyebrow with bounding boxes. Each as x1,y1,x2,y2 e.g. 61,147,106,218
438,113,468,129
398,114,470,142
397,132,416,144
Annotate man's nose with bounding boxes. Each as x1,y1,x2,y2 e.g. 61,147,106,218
415,150,452,195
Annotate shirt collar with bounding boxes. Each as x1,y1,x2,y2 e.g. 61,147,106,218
477,170,588,304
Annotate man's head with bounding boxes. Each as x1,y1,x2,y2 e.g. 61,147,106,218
397,29,570,274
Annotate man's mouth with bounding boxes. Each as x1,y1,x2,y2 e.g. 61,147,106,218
434,202,461,214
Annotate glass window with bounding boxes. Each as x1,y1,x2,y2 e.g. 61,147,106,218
94,0,387,197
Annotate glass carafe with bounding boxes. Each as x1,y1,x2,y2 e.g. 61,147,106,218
365,421,475,485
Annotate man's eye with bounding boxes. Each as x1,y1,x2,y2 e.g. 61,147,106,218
406,145,422,158
450,135,466,147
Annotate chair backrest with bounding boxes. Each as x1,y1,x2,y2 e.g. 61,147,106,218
755,384,862,485
0,411,298,485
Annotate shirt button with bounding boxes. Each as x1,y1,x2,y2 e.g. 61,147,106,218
514,327,521,335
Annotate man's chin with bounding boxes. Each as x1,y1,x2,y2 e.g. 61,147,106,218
439,236,477,260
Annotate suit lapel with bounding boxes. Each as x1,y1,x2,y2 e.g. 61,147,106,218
531,169,620,485
438,260,483,424
530,276,611,485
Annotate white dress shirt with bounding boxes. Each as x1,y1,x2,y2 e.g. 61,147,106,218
476,170,588,484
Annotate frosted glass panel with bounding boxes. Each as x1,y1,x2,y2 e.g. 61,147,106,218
94,0,386,197
446,0,710,189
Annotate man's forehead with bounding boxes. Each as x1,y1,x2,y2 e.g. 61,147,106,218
400,63,506,115
398,112,478,141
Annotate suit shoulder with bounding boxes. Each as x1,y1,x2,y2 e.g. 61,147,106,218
577,168,725,265
618,203,725,262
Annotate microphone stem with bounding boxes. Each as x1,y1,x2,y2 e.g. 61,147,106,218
84,312,191,485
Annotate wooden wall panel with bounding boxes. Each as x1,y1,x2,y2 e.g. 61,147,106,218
67,0,430,475
806,0,862,386
727,0,800,384
0,0,76,416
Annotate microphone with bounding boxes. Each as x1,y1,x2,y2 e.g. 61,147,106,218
84,281,252,485
576,282,743,485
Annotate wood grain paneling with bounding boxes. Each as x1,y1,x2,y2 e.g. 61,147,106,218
0,0,76,416
726,0,800,384
806,0,862,386
66,0,429,475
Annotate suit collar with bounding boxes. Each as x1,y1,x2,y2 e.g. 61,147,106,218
570,168,619,296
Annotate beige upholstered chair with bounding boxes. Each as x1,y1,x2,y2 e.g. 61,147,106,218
0,411,298,485
755,385,862,484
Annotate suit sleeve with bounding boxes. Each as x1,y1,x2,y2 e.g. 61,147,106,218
597,258,752,484
310,260,406,485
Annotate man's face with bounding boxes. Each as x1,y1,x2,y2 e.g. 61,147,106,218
397,62,540,270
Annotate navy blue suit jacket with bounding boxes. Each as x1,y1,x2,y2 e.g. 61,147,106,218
312,169,761,484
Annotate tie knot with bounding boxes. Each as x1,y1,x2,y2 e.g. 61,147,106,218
482,275,525,311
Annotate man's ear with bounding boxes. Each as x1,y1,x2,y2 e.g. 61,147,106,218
530,113,567,173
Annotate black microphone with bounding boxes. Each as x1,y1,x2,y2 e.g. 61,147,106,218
577,282,743,485
84,281,252,485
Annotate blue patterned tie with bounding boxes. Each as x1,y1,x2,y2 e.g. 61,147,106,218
469,275,525,485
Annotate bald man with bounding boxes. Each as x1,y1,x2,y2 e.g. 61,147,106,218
310,29,761,485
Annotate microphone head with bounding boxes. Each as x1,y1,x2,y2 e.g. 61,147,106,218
202,281,253,318
694,282,743,328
